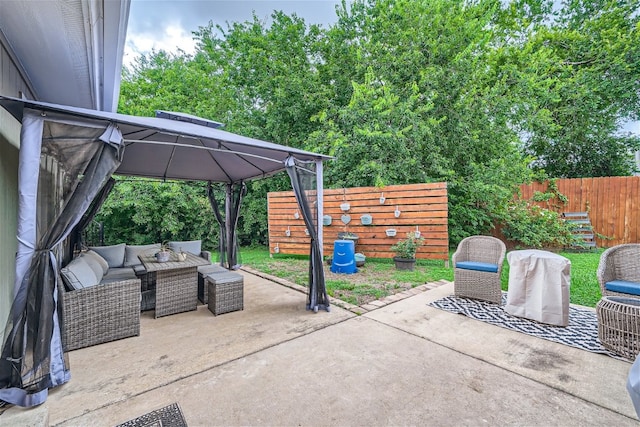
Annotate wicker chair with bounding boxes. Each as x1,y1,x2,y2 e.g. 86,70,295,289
59,278,141,351
597,244,640,298
452,236,506,304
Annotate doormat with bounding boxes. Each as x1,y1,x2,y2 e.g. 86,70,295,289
116,402,187,427
429,293,626,361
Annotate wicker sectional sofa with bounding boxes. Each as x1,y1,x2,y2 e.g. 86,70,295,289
59,241,212,351
59,245,149,351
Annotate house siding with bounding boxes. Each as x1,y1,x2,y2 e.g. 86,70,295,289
0,39,34,332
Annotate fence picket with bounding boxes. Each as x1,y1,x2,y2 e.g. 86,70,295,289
519,177,640,247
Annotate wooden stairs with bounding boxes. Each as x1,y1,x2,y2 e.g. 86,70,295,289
562,212,596,249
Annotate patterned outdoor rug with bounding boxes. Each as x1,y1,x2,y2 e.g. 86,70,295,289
429,292,624,360
116,402,187,427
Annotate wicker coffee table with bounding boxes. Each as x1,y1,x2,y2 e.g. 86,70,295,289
138,252,210,318
596,296,640,360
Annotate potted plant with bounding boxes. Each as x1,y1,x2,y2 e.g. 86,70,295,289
337,230,359,251
390,232,425,270
338,231,359,242
155,242,171,262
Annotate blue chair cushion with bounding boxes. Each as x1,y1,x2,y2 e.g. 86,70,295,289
605,280,640,296
456,261,499,273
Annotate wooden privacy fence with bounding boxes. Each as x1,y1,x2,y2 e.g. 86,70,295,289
520,176,640,248
268,183,449,261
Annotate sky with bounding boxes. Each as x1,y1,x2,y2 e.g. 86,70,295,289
124,0,343,64
124,0,638,135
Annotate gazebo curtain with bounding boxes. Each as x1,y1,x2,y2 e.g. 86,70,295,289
207,181,246,269
0,101,329,408
0,110,124,407
208,182,228,267
69,177,116,256
285,156,329,312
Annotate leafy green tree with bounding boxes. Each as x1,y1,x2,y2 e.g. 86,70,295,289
193,11,327,145
96,179,219,249
112,0,639,249
309,0,538,242
495,0,640,177
191,11,332,244
308,68,441,188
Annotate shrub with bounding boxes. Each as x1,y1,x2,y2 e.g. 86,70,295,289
499,199,575,248
390,232,426,259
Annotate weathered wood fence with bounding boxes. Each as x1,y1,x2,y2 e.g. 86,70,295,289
268,183,449,261
520,176,640,247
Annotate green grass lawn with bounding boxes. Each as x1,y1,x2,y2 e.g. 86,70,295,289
239,246,603,307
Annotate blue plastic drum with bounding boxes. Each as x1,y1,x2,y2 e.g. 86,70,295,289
330,240,357,274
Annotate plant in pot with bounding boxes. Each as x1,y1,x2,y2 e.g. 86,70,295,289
390,232,425,271
155,242,171,262
337,231,359,242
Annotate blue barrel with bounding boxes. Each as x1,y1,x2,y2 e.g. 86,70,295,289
330,240,357,274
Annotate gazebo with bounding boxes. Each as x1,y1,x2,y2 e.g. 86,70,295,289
0,96,331,407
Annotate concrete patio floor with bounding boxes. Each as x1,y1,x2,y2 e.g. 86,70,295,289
2,270,638,426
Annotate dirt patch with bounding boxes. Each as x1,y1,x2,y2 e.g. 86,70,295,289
257,258,418,306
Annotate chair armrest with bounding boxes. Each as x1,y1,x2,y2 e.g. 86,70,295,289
452,249,462,265
200,251,211,262
597,247,617,290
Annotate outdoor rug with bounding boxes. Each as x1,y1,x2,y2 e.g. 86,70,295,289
429,292,625,360
116,402,187,427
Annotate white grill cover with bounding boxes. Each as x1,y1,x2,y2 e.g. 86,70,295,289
505,250,571,326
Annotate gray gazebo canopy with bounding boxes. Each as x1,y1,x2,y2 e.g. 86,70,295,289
0,95,330,408
0,96,328,181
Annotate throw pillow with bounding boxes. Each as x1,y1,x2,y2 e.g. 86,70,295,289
124,243,161,267
89,243,126,268
81,250,109,275
78,252,106,283
60,257,99,290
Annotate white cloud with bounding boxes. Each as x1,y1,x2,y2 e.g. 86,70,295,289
124,22,197,68
124,1,344,67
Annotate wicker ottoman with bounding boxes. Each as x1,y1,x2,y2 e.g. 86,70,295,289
197,264,228,304
597,296,640,360
206,272,244,315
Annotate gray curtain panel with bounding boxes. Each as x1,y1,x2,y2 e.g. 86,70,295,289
208,181,246,270
225,182,246,270
70,177,116,256
208,182,228,268
0,110,123,407
285,156,329,312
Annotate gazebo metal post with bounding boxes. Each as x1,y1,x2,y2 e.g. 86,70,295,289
316,159,324,258
225,183,233,268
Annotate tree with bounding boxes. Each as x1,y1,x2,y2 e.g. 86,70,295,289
113,0,639,248
96,179,218,249
309,0,538,241
308,68,441,188
495,0,640,177
193,11,328,146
